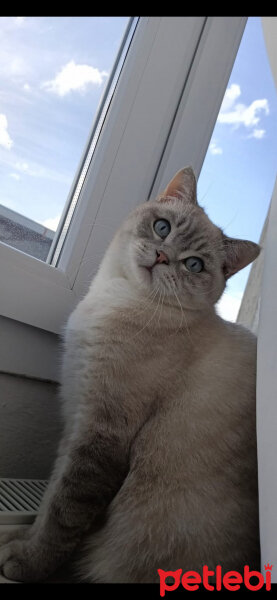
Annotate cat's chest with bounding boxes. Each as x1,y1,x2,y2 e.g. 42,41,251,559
67,299,254,414
132,334,253,429
129,348,256,484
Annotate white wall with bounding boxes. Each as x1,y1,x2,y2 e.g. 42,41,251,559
258,17,277,582
257,178,277,580
0,373,62,478
0,315,60,382
0,317,61,478
237,213,268,333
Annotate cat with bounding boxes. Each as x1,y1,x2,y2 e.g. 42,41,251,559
0,166,261,583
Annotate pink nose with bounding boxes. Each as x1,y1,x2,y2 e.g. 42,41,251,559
155,250,169,265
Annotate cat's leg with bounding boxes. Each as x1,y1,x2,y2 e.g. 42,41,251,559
0,421,130,582
0,527,29,547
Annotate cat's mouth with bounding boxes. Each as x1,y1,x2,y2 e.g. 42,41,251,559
142,250,169,275
138,262,166,284
138,265,153,281
137,263,155,285
141,263,159,278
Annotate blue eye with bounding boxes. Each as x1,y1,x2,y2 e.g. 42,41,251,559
153,219,171,238
184,257,204,273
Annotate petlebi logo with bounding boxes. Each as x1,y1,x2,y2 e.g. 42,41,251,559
158,564,273,594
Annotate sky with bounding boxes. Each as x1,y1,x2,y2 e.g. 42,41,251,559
198,17,277,321
0,16,276,322
0,16,129,226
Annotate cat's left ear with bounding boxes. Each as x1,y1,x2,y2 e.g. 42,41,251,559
222,237,261,279
160,166,197,204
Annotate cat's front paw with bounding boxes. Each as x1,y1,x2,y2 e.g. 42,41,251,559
0,525,30,546
0,539,41,582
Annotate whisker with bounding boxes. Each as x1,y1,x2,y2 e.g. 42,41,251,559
127,287,162,340
189,283,222,296
157,290,165,329
172,287,184,334
131,285,160,318
172,286,194,346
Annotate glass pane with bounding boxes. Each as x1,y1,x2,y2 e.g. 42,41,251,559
0,16,130,261
198,17,277,322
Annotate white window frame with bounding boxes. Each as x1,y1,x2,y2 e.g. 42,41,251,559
0,17,247,335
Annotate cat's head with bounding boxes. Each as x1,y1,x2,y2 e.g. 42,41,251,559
115,167,260,310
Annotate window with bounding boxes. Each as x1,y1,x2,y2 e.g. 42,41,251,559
0,16,130,261
197,17,277,323
0,17,248,335
1,17,276,579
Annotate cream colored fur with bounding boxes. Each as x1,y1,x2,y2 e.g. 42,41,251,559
57,168,260,582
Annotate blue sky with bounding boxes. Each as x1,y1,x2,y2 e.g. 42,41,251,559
198,17,277,320
0,17,276,321
0,16,128,226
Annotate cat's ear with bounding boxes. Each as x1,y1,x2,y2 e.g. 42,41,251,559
159,166,197,204
222,237,261,279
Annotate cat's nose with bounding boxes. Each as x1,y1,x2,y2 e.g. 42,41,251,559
155,250,169,265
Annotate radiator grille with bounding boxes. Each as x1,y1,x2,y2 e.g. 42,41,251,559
0,478,48,524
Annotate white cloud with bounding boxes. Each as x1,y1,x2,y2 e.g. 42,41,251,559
9,172,20,180
15,160,29,173
0,54,28,78
14,160,56,180
0,151,71,185
23,83,31,92
218,84,269,132
220,83,241,112
248,128,265,139
5,157,70,185
216,291,243,322
0,114,13,149
10,56,27,76
41,215,61,231
218,98,269,127
41,60,109,96
209,140,223,155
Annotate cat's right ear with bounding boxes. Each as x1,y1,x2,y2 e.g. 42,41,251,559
222,237,261,279
158,166,197,204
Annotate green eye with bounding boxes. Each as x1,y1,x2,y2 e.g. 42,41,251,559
184,256,204,273
153,219,171,238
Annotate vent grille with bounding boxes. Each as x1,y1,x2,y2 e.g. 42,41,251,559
0,479,48,524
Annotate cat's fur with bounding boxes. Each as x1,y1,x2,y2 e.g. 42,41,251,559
0,167,260,583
